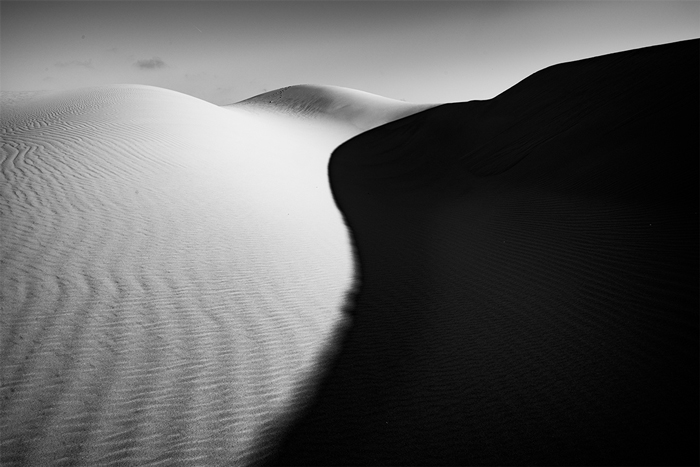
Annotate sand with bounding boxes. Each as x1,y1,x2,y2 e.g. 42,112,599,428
232,84,435,131
269,39,699,465
0,84,428,465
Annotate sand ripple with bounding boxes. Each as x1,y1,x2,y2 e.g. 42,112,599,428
1,85,360,466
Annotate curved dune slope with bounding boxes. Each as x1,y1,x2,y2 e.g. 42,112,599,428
270,40,699,465
0,84,427,466
228,84,435,131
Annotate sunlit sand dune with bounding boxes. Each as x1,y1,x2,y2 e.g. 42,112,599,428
230,84,434,131
270,39,699,465
0,84,428,465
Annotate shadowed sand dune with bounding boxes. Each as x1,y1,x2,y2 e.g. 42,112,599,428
0,84,428,465
268,40,699,465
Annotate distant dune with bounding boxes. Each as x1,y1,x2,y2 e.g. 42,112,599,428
0,84,427,465
229,84,436,131
269,39,699,465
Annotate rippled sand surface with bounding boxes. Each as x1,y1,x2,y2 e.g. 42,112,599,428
1,85,369,466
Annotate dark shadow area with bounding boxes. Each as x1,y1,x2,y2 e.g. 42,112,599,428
266,39,699,466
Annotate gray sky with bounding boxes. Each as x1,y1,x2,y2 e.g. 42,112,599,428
1,1,698,105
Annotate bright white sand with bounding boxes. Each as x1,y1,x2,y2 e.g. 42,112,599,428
0,84,428,465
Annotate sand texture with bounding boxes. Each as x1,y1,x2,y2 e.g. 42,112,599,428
269,40,699,465
0,84,427,465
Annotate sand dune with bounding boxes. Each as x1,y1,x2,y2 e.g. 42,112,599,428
269,39,699,465
229,84,435,131
0,84,427,465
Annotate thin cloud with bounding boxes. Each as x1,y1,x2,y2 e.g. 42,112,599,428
54,59,93,69
135,57,166,70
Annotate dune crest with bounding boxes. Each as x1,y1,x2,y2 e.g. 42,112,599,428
228,84,436,131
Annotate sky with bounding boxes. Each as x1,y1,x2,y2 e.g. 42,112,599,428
1,1,698,105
